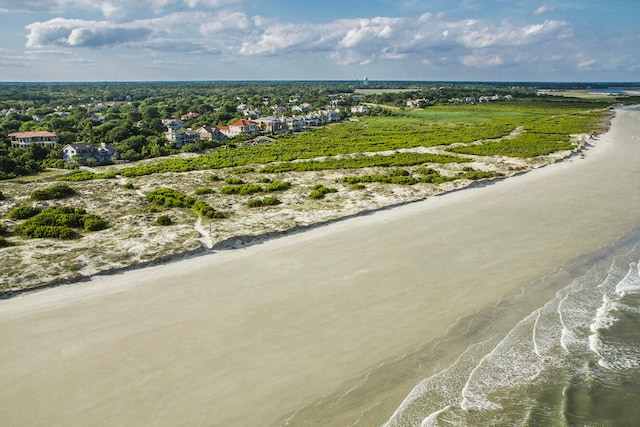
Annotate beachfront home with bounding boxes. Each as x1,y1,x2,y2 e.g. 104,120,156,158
253,116,286,134
196,125,226,142
220,119,260,138
9,131,57,149
166,129,200,148
62,142,117,164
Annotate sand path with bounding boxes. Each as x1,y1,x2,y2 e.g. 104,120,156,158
1,107,639,426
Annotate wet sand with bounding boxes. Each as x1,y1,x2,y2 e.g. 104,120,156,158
1,107,640,426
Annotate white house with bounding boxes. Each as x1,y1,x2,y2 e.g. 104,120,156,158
220,119,260,138
62,142,117,164
162,119,184,131
166,129,200,148
9,131,57,149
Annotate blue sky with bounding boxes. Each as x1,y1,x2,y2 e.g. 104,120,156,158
0,0,638,82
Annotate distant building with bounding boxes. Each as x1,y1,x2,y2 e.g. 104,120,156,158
62,142,117,164
9,131,57,149
253,116,286,134
220,119,260,138
195,125,227,142
165,129,200,148
162,119,184,131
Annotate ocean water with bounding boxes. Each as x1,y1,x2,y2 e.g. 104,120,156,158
383,225,640,427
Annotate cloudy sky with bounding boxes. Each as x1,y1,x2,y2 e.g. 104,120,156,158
0,0,638,82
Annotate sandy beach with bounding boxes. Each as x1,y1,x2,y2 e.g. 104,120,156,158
1,106,640,426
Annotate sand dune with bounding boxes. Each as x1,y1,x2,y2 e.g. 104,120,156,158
1,106,640,426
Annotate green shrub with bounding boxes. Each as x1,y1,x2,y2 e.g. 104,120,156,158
210,174,222,181
156,215,172,226
83,214,108,231
8,206,42,220
257,177,272,183
12,206,106,240
0,190,4,200
30,184,76,200
0,236,11,247
146,188,195,208
263,181,291,193
309,184,338,200
390,169,410,177
262,196,281,206
195,187,214,195
123,182,135,189
225,177,244,185
247,199,264,208
0,222,6,235
193,200,226,219
352,184,366,190
247,197,281,208
220,184,263,195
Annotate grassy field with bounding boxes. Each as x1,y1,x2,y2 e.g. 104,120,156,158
57,99,612,182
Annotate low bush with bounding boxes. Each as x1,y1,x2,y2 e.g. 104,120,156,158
193,200,226,219
7,206,42,220
30,184,76,201
247,197,281,208
146,188,195,208
220,184,263,195
83,214,108,231
12,206,106,240
309,184,338,200
210,174,222,181
263,181,291,193
247,199,264,208
0,222,6,235
225,177,244,185
156,215,172,226
0,236,10,247
123,182,135,189
0,190,4,200
194,187,214,195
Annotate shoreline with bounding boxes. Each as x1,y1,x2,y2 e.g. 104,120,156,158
0,131,602,300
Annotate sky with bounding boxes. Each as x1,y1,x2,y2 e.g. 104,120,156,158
0,0,638,82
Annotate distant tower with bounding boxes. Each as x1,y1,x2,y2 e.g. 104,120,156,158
363,77,369,87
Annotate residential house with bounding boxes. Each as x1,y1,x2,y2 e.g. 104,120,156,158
162,118,184,131
196,125,226,142
243,108,261,117
271,106,288,116
9,131,57,149
62,142,117,164
166,129,200,148
220,119,260,138
350,105,369,114
284,116,304,132
253,116,286,134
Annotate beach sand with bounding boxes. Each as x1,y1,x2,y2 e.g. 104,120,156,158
1,106,639,426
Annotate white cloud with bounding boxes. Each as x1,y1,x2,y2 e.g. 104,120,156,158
26,18,153,48
199,11,249,35
534,5,556,16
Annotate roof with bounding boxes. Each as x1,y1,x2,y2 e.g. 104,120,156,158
229,119,257,127
9,131,56,138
